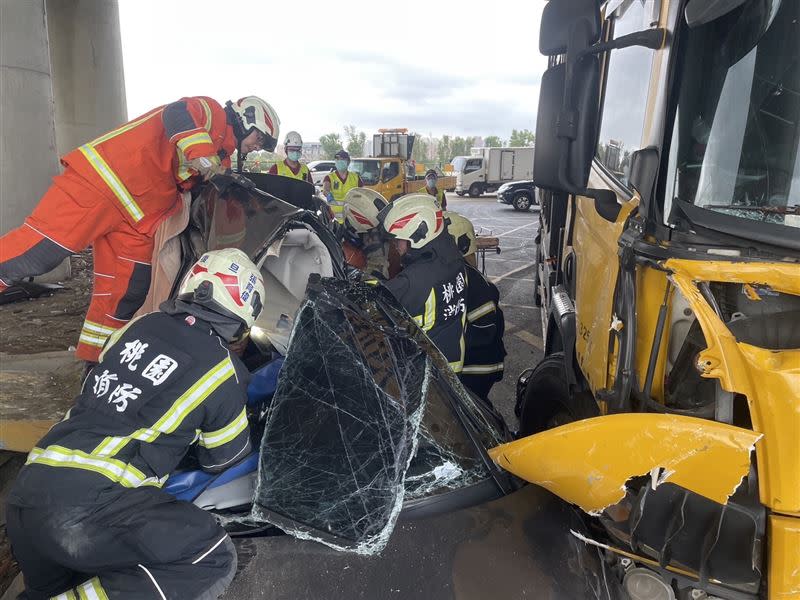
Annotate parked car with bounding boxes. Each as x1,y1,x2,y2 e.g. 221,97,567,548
307,160,335,187
497,180,538,211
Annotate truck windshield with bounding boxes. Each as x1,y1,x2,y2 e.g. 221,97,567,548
665,0,800,231
451,157,467,173
349,159,381,185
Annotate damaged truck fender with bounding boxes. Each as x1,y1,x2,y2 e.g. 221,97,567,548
488,413,761,514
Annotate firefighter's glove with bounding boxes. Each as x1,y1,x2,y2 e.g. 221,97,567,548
189,156,225,180
209,171,256,194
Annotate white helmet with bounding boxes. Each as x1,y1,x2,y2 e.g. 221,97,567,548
178,248,265,332
444,211,477,257
379,193,444,249
228,96,280,151
284,130,303,149
343,188,388,234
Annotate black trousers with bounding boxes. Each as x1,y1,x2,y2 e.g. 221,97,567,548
459,373,498,405
6,487,236,600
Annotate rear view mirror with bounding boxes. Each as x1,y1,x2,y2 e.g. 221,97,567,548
533,58,600,192
540,0,601,55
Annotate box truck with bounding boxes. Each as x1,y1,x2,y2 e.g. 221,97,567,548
455,146,535,197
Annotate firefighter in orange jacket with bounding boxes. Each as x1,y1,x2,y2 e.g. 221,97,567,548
0,96,280,364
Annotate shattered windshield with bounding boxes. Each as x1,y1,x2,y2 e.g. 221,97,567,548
250,277,505,554
665,0,800,230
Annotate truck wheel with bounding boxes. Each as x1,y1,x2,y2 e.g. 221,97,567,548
456,191,465,197
516,353,598,436
512,192,532,211
468,184,482,198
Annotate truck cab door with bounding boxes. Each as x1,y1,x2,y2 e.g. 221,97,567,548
381,160,402,198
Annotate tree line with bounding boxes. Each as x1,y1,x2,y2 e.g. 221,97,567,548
316,126,536,165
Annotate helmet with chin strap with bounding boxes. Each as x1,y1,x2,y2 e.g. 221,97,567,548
283,130,303,150
378,193,444,249
177,248,265,341
343,188,388,235
226,96,280,153
444,211,477,257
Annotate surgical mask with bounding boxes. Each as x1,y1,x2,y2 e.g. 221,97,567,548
426,177,436,187
287,151,301,161
335,160,348,171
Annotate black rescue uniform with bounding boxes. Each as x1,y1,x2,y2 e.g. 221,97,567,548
6,311,251,600
459,264,506,402
383,234,467,372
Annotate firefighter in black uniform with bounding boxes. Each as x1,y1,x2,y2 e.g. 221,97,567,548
379,194,467,372
446,211,506,403
6,248,265,600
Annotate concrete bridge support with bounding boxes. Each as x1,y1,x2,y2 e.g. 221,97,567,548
0,0,126,282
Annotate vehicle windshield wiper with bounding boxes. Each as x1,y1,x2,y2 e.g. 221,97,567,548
703,204,800,215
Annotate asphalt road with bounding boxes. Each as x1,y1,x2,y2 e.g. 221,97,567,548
445,192,543,428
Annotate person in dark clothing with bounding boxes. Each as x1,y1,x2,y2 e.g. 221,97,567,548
6,248,266,600
446,211,506,403
379,194,467,373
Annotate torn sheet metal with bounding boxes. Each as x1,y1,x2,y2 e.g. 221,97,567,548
665,259,800,516
488,414,761,514
251,276,502,554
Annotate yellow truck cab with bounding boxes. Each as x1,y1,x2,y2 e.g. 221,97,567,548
488,1,800,599
350,129,455,201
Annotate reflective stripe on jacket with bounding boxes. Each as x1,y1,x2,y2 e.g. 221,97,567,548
276,160,310,181
11,311,251,506
61,96,237,235
383,235,467,372
462,264,506,379
328,170,360,221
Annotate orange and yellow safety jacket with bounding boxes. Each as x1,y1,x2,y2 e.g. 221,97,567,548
61,96,237,235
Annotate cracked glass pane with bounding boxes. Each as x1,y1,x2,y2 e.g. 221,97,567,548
250,276,505,554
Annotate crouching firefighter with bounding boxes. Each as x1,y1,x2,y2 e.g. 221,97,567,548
379,194,467,373
446,212,506,402
341,187,389,278
0,95,279,365
6,248,265,600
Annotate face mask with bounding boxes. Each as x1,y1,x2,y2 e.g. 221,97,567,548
335,160,348,171
287,151,301,161
426,177,436,187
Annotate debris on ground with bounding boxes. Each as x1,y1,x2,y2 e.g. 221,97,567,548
0,251,92,355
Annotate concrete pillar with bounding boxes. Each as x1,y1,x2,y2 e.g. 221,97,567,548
0,0,67,280
46,0,127,155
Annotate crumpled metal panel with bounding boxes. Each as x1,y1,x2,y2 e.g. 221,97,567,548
488,413,761,514
664,259,800,516
251,276,503,554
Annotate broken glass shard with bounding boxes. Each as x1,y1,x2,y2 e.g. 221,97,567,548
250,276,506,554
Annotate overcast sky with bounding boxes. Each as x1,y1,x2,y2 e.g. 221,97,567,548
118,0,547,142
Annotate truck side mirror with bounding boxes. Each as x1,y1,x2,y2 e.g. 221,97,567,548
533,57,600,192
533,0,601,193
532,0,664,196
539,0,600,55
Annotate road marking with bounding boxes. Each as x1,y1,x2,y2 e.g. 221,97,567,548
496,222,537,238
491,261,536,283
514,329,544,349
